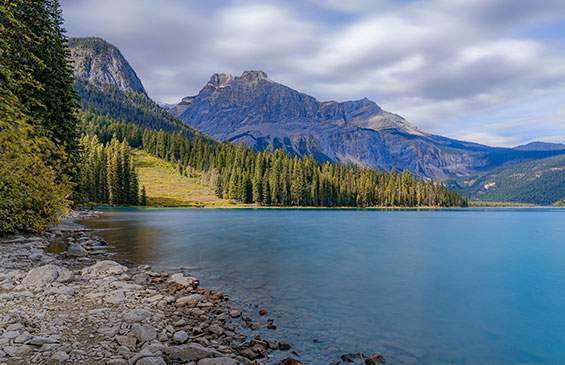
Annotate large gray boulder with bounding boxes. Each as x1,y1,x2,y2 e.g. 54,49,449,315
22,265,73,287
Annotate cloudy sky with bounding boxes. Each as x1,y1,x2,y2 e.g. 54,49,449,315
60,0,565,147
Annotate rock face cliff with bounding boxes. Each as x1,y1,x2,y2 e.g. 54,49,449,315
68,37,146,94
172,71,552,178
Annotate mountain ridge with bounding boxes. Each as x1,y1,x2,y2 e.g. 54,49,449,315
514,141,565,151
170,70,565,179
67,37,565,183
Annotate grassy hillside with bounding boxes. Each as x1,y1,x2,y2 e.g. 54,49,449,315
134,150,232,207
455,154,565,205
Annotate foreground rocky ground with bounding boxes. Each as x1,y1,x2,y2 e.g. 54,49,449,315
0,211,385,365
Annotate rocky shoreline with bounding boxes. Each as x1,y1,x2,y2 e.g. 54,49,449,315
0,210,385,365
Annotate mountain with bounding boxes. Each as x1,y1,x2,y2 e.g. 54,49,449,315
69,37,146,94
453,154,565,205
68,37,209,140
514,141,565,151
171,71,565,179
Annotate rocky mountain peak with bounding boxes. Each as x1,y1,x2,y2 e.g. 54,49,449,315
208,73,234,86
240,70,269,81
68,37,146,94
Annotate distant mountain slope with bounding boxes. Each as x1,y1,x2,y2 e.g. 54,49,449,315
69,37,146,94
514,141,565,151
170,70,565,179
69,38,210,140
454,154,565,205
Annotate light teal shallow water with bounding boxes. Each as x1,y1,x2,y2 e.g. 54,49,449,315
81,208,565,364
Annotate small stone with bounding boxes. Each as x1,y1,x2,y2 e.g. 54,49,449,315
118,346,131,357
167,343,222,362
116,336,137,350
28,336,59,345
104,291,126,305
66,243,88,257
1,330,20,340
14,332,32,344
107,359,128,365
81,260,127,276
22,264,72,287
278,342,291,351
6,323,23,331
175,294,203,307
50,350,69,362
4,345,33,357
207,324,224,336
174,319,187,327
136,357,167,365
229,310,241,318
240,349,258,359
258,308,267,316
365,352,386,365
168,273,199,289
123,308,153,323
199,358,237,365
48,286,76,296
157,330,168,342
173,330,188,344
131,324,156,343
128,348,153,365
97,326,119,337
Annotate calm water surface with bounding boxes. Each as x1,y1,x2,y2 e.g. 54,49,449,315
80,208,565,364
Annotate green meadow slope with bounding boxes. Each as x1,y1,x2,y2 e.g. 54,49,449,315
134,150,232,207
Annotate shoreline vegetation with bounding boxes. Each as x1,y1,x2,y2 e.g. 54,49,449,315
0,210,385,365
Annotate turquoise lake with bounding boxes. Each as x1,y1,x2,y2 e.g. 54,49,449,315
81,208,565,363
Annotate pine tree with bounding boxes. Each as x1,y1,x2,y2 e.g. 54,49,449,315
140,185,147,206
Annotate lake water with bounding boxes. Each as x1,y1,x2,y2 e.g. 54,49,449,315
80,208,565,364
